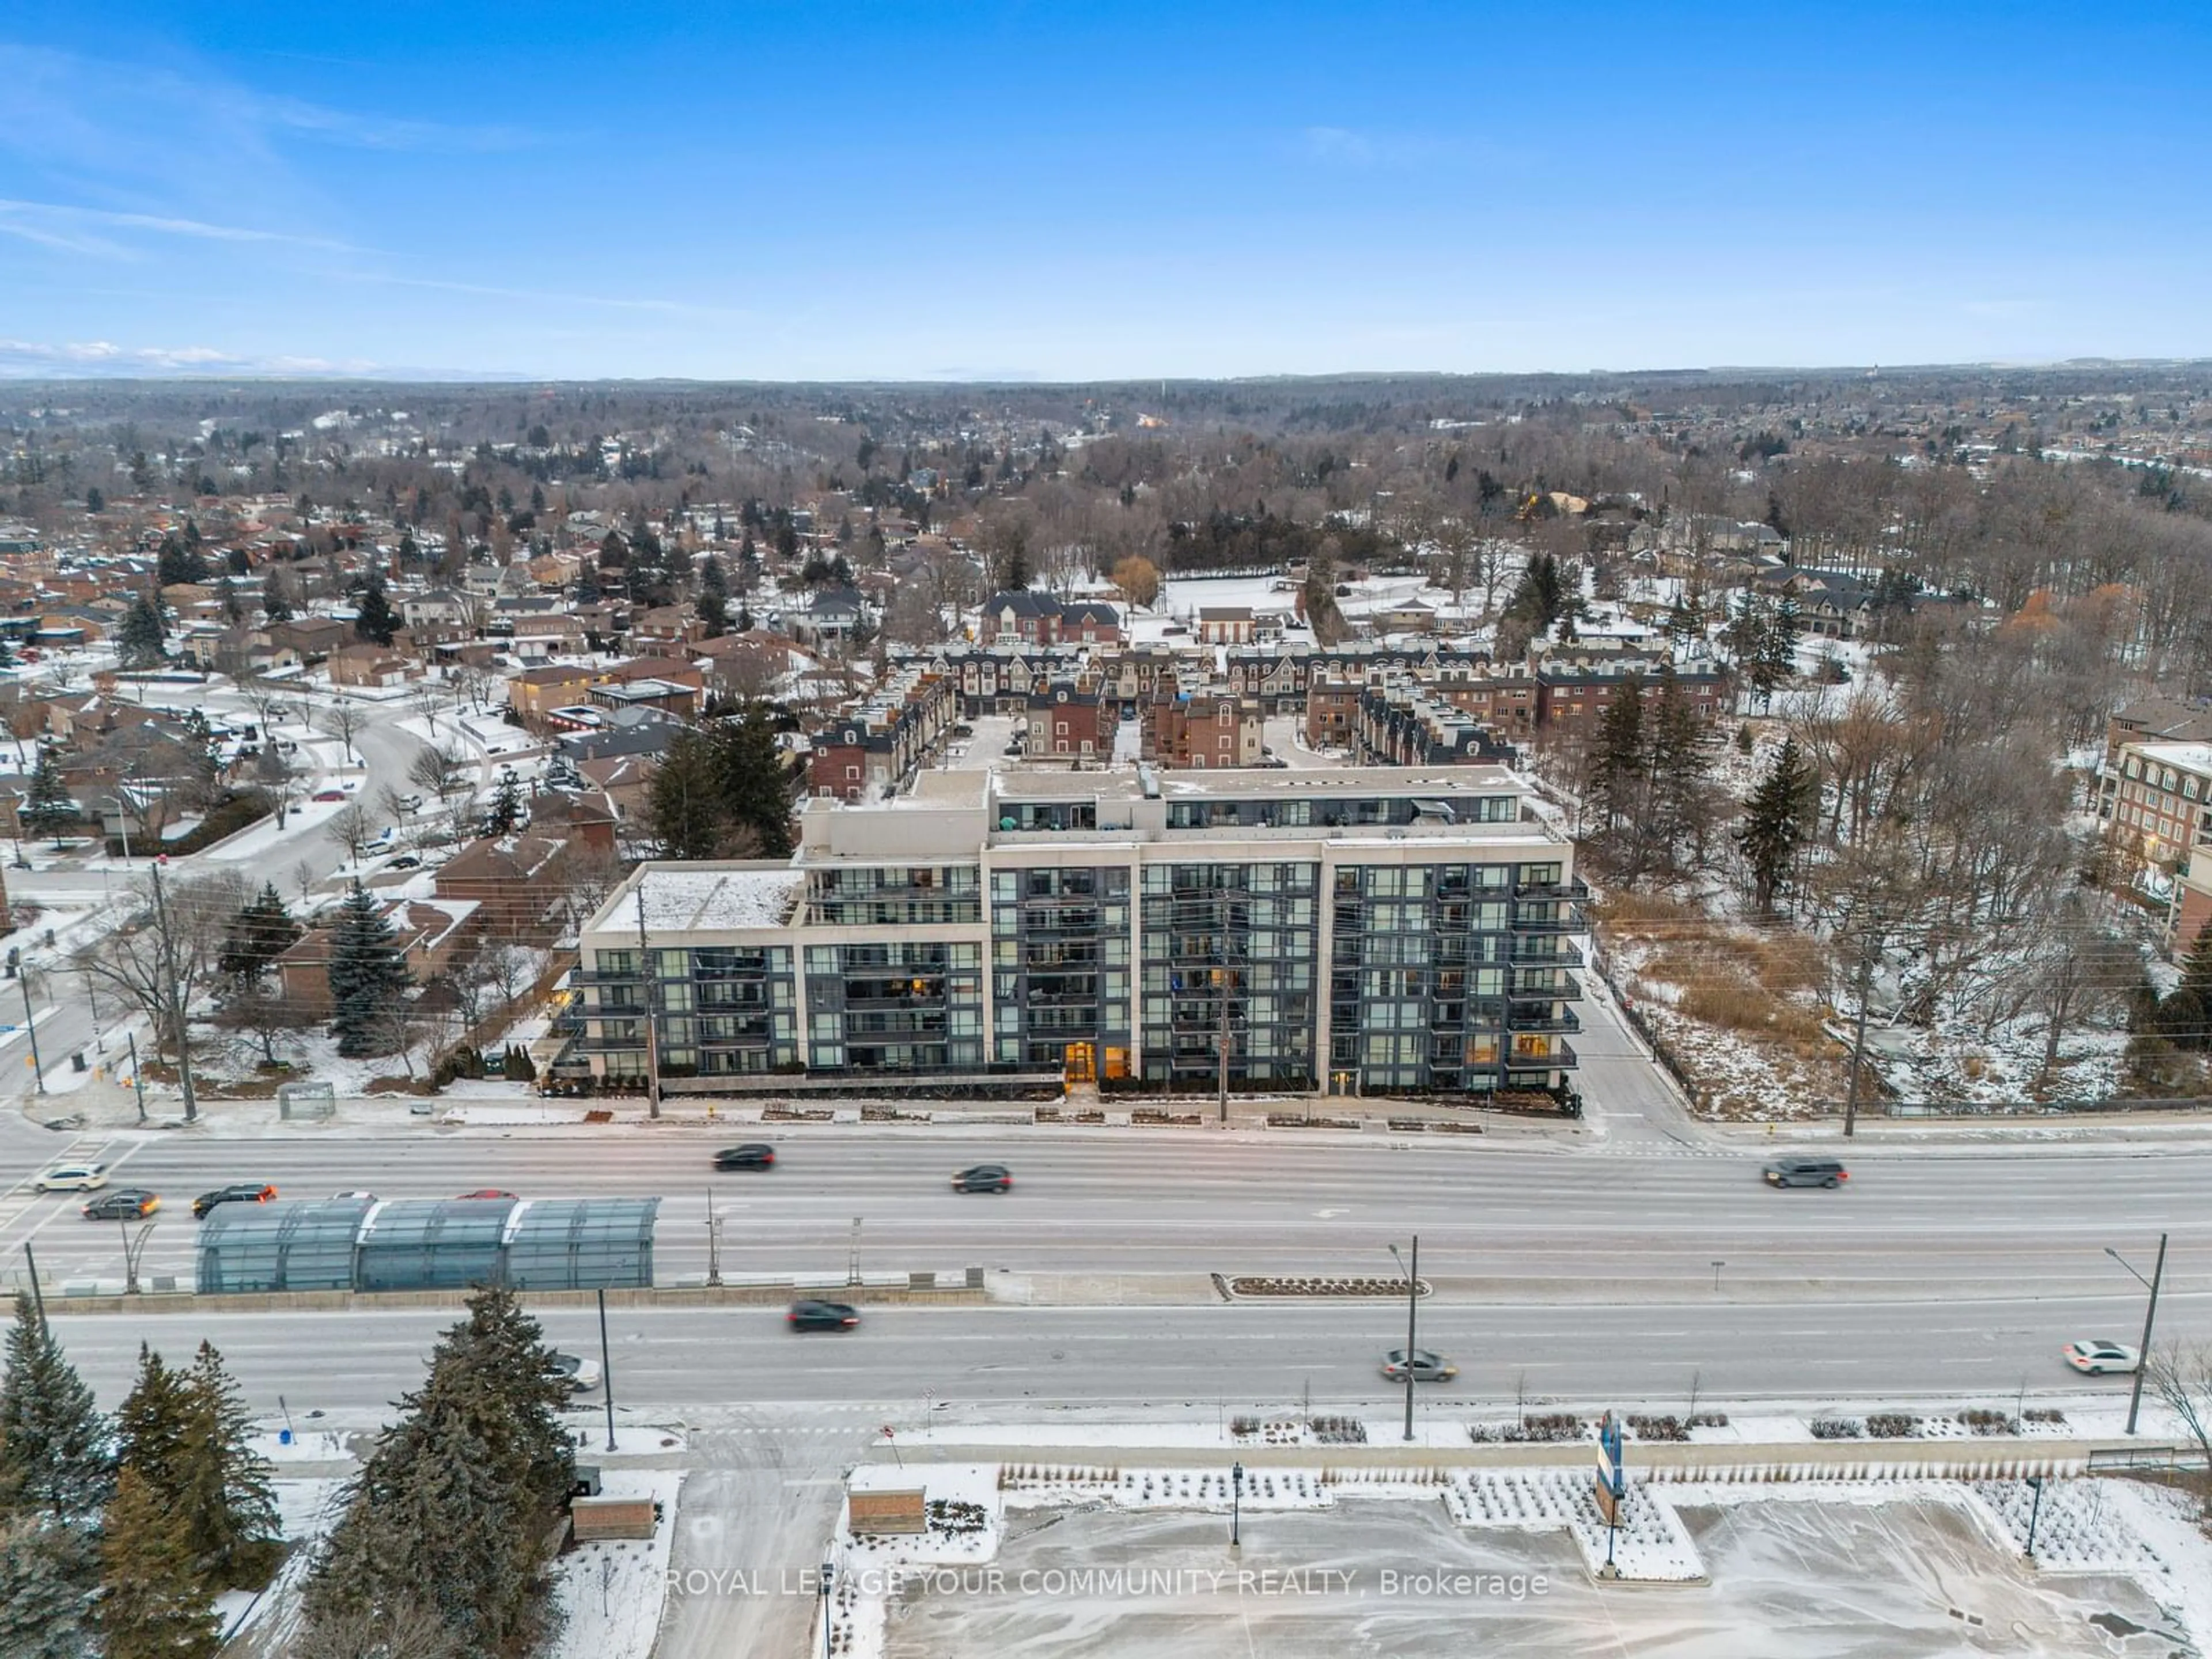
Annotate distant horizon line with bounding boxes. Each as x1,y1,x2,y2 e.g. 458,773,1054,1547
2,356,2210,392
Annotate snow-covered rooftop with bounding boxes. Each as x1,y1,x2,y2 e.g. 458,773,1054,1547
605,866,805,934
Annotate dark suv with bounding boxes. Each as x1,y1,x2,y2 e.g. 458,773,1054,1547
713,1143,776,1170
192,1183,278,1218
787,1300,859,1332
951,1164,1013,1193
1763,1157,1847,1189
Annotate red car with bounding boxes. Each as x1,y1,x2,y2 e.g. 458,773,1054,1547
455,1189,518,1201
312,789,348,802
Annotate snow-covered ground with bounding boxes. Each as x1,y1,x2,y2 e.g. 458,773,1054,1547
544,1469,685,1659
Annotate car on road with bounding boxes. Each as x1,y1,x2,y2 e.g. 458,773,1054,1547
548,1351,602,1392
192,1183,278,1219
2063,1339,2141,1376
1380,1348,1459,1383
1762,1157,1849,1189
951,1164,1013,1193
387,855,422,871
331,1190,377,1201
34,1164,109,1192
456,1189,519,1201
311,789,347,802
84,1189,160,1221
713,1143,776,1170
787,1299,860,1332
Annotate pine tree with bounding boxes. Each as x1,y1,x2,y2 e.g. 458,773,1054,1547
173,1342,279,1591
1645,662,1712,875
697,555,730,637
301,1287,573,1657
260,574,294,623
1588,673,1646,835
218,884,302,990
0,1514,93,1659
21,748,77,849
354,576,397,647
1737,736,1816,914
716,702,795,858
647,730,727,859
483,768,525,836
156,534,209,588
325,882,411,1059
116,594,167,669
115,1345,191,1501
1762,596,1803,688
97,1468,219,1659
0,1301,114,1525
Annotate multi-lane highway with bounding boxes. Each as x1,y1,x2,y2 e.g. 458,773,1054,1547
11,1128,2203,1405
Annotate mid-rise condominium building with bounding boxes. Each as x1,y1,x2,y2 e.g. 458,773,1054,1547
567,765,1585,1099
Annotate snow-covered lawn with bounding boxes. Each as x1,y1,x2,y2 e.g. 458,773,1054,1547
544,1469,685,1659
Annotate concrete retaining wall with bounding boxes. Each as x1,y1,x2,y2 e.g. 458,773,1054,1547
28,1283,988,1317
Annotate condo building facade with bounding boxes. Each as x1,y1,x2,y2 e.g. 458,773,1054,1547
569,766,1585,1098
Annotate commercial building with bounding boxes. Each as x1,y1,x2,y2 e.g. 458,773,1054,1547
569,765,1584,1099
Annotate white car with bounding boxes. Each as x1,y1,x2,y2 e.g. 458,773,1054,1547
2063,1339,2141,1376
550,1352,602,1393
35,1164,109,1192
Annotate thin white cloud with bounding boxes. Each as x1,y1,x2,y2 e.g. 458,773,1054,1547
0,197,360,256
0,338,378,377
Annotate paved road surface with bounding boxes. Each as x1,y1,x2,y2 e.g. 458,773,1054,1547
5,1130,2201,1300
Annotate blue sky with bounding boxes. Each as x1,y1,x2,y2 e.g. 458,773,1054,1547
2,1,2207,380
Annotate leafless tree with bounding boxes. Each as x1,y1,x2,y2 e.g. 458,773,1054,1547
79,868,249,1067
325,801,378,868
216,981,306,1069
320,699,368,766
2143,1343,2212,1476
407,742,471,806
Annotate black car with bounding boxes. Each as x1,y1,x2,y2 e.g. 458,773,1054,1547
787,1299,859,1332
192,1183,278,1219
84,1189,161,1221
713,1143,776,1170
951,1164,1013,1193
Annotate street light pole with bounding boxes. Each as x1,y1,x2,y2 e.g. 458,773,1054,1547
1389,1236,1419,1443
2106,1232,2168,1437
18,968,44,1093
1230,1460,1243,1550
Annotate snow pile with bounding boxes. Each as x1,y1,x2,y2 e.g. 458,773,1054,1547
544,1470,684,1659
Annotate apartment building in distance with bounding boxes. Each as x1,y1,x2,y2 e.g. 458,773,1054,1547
569,766,1584,1100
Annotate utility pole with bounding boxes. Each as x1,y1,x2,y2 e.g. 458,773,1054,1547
149,859,198,1122
2109,1232,2168,1437
597,1287,618,1453
634,873,661,1119
1840,931,1874,1138
127,1031,147,1123
18,969,44,1093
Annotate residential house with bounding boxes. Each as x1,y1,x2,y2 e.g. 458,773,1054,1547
275,897,481,1014
270,616,351,664
1021,681,1116,760
327,645,417,689
1144,690,1264,769
434,832,574,938
1195,606,1256,645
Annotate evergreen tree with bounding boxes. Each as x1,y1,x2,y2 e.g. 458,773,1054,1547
647,730,726,860
0,1514,93,1659
115,1345,191,1501
696,555,730,636
0,1301,113,1525
325,882,411,1059
1762,596,1803,686
301,1287,573,1657
173,1342,279,1591
1645,662,1712,873
116,594,167,669
483,768,525,836
21,748,77,849
155,534,209,588
1588,673,1646,835
96,1468,219,1659
218,884,303,989
354,575,398,647
717,701,795,858
1737,736,1816,914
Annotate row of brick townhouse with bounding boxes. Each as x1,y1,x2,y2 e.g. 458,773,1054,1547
570,767,1584,1099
